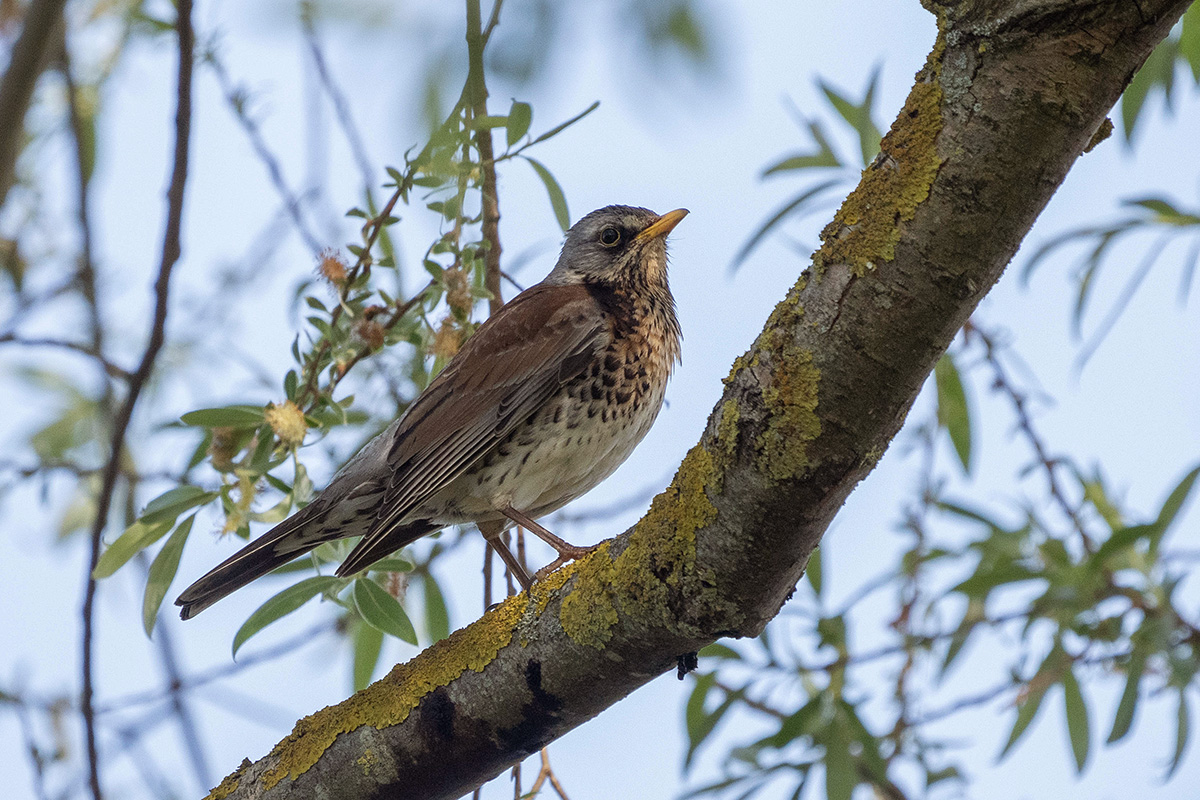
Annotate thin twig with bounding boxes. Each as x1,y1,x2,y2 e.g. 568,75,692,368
299,5,374,192
79,5,193,797
96,621,336,714
0,335,130,380
205,50,323,253
0,0,66,204
965,321,1095,551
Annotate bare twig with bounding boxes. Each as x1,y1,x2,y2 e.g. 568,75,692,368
965,320,1095,550
79,4,194,797
96,621,336,714
205,51,323,253
0,0,66,204
0,334,130,380
299,5,374,192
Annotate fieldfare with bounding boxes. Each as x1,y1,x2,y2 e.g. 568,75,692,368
176,205,687,619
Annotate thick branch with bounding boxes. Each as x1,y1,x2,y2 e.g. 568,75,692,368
209,2,1190,798
0,0,66,205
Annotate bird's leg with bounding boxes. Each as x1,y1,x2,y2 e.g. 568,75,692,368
478,520,533,591
501,505,596,578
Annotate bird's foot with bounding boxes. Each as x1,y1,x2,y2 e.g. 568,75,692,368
534,542,599,581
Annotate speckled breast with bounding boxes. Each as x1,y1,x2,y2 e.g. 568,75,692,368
431,293,679,525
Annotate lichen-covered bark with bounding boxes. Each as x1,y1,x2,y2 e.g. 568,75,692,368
210,2,1193,798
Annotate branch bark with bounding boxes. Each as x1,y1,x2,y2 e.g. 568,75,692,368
0,0,66,206
207,1,1191,798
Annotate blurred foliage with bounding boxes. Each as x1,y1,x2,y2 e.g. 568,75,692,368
684,322,1200,799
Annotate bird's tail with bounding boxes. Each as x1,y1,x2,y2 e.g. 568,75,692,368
174,506,333,620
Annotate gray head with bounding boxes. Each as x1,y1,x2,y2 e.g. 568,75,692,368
545,205,688,290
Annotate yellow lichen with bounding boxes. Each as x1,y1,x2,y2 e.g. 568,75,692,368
756,347,822,482
812,43,944,278
203,760,247,800
253,593,525,790
356,748,377,776
716,401,740,459
559,445,725,648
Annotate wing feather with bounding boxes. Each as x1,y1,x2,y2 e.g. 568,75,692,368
335,283,606,575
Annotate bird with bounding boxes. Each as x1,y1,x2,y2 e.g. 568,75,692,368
175,205,687,619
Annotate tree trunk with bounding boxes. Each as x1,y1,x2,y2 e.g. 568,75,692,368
207,1,1194,798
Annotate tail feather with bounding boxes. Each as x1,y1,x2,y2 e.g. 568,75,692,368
175,505,335,620
334,520,440,578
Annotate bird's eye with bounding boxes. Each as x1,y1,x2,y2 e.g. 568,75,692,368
599,227,622,247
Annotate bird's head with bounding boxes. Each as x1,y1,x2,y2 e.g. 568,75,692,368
546,205,688,290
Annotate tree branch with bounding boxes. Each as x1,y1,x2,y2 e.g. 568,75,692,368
209,2,1192,798
80,3,194,797
0,0,66,205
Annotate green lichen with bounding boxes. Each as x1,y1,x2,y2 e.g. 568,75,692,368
812,40,945,278
756,346,821,482
559,445,725,648
716,401,740,459
252,593,525,790
203,763,245,800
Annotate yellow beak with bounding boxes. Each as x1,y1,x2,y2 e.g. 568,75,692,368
635,208,689,242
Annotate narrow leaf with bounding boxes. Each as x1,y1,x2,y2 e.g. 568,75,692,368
1167,689,1190,779
524,157,570,231
232,576,343,658
1062,666,1090,772
1182,4,1200,82
1107,650,1146,743
806,545,824,598
1150,463,1200,548
824,711,855,800
353,578,418,644
506,100,532,146
423,574,450,643
352,619,385,691
180,405,266,428
142,515,195,636
93,518,174,579
935,353,972,473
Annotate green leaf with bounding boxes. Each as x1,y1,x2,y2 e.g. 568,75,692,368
819,68,882,167
143,516,195,636
232,576,344,658
423,574,450,643
1001,649,1062,759
353,578,418,644
684,673,739,768
352,619,384,691
139,485,216,525
697,642,740,660
767,695,824,748
762,121,840,175
1150,463,1200,549
524,157,570,231
527,101,599,147
824,710,855,800
1121,38,1177,142
506,100,532,146
1182,4,1200,82
1107,649,1147,743
1090,523,1155,567
180,405,266,428
1168,689,1190,779
806,545,824,598
935,353,972,473
1062,666,1090,772
729,179,842,271
93,518,174,579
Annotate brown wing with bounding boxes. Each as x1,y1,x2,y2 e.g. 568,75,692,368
334,282,607,575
